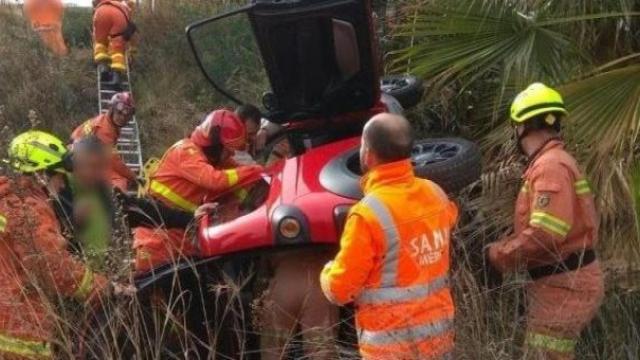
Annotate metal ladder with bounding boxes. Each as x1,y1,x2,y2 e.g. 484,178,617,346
96,60,143,176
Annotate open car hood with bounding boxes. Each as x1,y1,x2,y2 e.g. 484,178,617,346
188,0,380,123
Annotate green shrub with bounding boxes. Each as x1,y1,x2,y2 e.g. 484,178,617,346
63,6,93,48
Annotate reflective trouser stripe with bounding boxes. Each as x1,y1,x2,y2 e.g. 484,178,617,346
575,179,591,195
362,195,400,287
94,43,109,61
0,333,52,359
225,169,239,187
530,211,571,237
110,52,126,71
0,214,6,233
73,268,94,300
357,275,449,305
526,332,576,353
358,318,453,346
149,180,197,212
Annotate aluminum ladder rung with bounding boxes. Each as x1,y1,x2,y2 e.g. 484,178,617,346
97,55,143,177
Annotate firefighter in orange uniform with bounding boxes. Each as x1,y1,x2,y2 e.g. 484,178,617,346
92,0,136,85
0,131,110,359
133,109,263,273
321,113,458,360
23,0,68,56
70,92,137,192
487,83,604,360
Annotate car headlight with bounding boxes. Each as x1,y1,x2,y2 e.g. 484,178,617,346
279,217,301,239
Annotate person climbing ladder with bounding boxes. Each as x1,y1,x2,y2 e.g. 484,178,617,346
92,0,137,87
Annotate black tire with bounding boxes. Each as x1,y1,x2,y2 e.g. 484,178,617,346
412,138,482,194
380,74,424,109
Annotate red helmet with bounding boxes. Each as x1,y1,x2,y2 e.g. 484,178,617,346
109,92,135,116
191,109,247,151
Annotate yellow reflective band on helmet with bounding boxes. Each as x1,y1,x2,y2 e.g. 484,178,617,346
0,215,6,233
149,180,197,212
225,170,239,187
575,179,591,195
530,211,571,237
526,332,576,354
73,268,94,300
0,333,52,359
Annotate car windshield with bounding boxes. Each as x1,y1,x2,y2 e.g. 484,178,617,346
187,0,377,121
188,11,271,107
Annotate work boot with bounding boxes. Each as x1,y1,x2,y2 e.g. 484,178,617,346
103,70,124,90
97,62,111,82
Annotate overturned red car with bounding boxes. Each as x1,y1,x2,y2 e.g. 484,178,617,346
126,0,482,358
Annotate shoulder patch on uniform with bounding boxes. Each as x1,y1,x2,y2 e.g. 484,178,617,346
535,194,551,209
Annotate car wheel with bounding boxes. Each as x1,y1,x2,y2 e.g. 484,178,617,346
411,138,482,194
380,74,424,109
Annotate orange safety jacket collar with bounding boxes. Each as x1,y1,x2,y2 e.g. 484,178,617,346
360,159,414,195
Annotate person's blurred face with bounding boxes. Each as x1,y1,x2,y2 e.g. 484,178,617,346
73,149,110,189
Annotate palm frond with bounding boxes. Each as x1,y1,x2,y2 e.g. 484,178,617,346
391,2,595,93
561,64,640,160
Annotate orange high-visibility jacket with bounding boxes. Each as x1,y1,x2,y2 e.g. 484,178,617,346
147,138,262,213
0,176,107,359
23,0,68,56
321,160,458,360
70,113,136,191
133,138,262,272
489,139,599,272
488,139,604,357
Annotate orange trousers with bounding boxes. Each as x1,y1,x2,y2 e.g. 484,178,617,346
524,262,604,360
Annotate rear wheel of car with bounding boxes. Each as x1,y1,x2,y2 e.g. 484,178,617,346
380,75,424,109
411,138,482,194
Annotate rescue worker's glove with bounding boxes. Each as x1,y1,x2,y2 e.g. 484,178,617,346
195,202,219,221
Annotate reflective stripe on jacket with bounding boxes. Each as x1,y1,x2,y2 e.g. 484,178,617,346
0,332,52,359
146,139,261,212
0,176,107,355
320,160,458,360
489,139,599,272
134,139,262,272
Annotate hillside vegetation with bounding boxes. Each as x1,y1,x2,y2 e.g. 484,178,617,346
1,1,640,359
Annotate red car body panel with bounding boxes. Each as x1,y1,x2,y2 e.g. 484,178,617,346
198,136,362,257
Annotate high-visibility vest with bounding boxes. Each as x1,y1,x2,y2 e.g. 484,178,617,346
321,160,458,360
354,193,455,359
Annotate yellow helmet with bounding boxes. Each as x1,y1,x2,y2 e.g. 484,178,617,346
510,83,568,123
8,130,68,173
